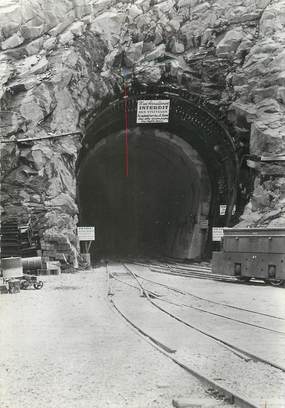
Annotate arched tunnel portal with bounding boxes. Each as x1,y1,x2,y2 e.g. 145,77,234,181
77,87,239,260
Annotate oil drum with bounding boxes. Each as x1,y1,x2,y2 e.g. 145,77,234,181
1,257,23,279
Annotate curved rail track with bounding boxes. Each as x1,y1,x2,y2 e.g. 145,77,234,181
113,263,285,371
133,268,285,321
121,273,285,336
106,261,285,408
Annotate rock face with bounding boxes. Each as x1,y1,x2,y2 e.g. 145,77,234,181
1,0,285,264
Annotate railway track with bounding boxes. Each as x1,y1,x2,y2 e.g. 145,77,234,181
123,275,285,336
132,259,239,283
131,258,285,287
106,261,285,408
115,263,285,370
127,258,285,321
133,269,285,321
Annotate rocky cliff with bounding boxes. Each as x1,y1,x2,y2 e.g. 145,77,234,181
0,0,285,264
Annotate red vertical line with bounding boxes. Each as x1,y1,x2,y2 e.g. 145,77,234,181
124,82,129,177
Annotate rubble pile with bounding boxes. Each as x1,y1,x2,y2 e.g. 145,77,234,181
0,0,285,263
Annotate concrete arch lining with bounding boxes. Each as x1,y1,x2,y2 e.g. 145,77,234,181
78,127,212,259
81,87,239,223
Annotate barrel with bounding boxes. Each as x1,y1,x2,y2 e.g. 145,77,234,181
1,257,23,279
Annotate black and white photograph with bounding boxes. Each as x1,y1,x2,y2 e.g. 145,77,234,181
0,0,285,407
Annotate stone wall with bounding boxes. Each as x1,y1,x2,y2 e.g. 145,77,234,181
1,0,285,264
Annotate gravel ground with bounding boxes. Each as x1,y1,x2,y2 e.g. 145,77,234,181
131,265,285,319
0,268,230,408
135,277,285,368
110,264,285,407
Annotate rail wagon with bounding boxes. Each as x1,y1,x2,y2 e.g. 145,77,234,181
212,228,285,287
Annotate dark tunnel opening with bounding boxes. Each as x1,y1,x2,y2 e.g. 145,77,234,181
78,128,211,260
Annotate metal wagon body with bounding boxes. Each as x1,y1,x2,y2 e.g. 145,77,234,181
212,228,285,286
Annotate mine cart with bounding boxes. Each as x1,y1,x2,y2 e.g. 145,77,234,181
212,228,285,287
19,274,44,290
1,257,43,291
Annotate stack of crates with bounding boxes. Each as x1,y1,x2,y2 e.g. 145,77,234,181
0,219,21,258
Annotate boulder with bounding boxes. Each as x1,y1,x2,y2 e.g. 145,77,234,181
144,43,166,61
70,21,86,37
20,23,45,41
20,94,45,126
8,77,40,93
253,86,278,103
91,0,115,15
277,87,285,104
170,40,185,54
16,55,47,78
153,0,175,16
167,18,181,33
177,0,199,6
192,1,210,15
1,32,24,50
30,57,49,75
18,84,53,127
43,37,57,51
128,5,143,19
91,11,125,46
2,22,21,40
103,49,122,70
59,31,74,45
0,59,12,99
154,26,164,45
260,6,284,36
250,122,284,156
124,41,144,66
51,68,73,89
251,185,271,210
216,27,244,56
0,2,22,35
135,0,151,13
50,88,79,133
48,11,76,37
237,202,262,227
256,98,281,114
276,71,285,87
25,38,44,56
135,62,162,83
0,111,25,138
45,193,78,215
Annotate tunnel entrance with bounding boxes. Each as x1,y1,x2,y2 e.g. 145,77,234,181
77,86,239,260
78,128,211,259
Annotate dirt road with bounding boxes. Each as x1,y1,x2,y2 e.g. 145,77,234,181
0,268,222,408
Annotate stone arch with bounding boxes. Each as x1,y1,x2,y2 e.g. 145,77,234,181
77,86,240,259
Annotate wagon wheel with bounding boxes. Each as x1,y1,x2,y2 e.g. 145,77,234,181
34,281,43,290
268,279,284,287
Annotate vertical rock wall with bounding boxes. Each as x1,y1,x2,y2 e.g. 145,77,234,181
231,0,285,227
0,0,285,264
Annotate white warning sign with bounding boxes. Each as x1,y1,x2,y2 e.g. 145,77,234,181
212,227,224,241
77,226,95,241
220,205,227,215
137,100,170,123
